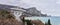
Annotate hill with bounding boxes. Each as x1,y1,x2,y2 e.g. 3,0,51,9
0,10,23,25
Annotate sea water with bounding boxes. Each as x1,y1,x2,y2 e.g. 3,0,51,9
25,16,60,25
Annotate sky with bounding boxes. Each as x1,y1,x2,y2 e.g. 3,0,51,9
0,0,60,16
25,17,60,25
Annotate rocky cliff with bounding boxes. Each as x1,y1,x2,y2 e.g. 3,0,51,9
0,10,23,25
22,7,47,17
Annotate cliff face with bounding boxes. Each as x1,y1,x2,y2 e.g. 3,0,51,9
22,7,47,17
26,7,41,16
23,7,41,17
0,10,23,25
31,20,44,25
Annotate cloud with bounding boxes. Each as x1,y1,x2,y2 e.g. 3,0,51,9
0,0,20,6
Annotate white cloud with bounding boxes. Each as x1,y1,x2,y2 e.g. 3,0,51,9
0,0,20,6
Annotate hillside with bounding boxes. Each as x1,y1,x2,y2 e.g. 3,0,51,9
0,10,23,25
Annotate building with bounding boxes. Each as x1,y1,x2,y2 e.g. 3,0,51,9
23,7,41,17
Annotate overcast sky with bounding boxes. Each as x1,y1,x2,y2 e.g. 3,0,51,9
0,0,60,16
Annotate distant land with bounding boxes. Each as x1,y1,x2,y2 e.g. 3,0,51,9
0,4,51,17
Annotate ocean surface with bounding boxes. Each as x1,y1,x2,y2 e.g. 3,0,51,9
25,16,60,25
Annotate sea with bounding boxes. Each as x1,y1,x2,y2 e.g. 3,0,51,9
25,16,60,25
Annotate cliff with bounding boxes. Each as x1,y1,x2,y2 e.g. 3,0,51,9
0,10,23,25
22,7,47,17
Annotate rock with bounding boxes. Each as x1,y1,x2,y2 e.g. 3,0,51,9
23,7,41,17
0,10,23,25
31,20,44,25
0,19,23,25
